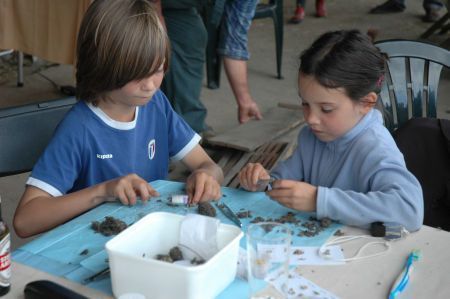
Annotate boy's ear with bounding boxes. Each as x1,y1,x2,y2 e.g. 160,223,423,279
360,92,378,114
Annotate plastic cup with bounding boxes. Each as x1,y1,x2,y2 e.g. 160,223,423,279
246,222,291,299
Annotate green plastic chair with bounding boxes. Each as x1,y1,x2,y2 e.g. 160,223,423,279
0,97,76,177
204,0,283,89
374,39,450,133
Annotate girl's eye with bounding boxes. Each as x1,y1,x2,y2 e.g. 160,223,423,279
301,102,309,108
321,106,334,113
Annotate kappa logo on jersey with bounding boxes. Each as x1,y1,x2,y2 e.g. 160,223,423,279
96,154,113,159
148,139,156,160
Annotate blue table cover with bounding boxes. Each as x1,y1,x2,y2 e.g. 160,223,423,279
13,180,341,298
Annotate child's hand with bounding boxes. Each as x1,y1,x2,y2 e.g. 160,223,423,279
104,174,159,205
267,180,317,212
186,170,222,204
238,163,271,191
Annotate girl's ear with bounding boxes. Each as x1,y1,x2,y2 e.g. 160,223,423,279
359,92,378,114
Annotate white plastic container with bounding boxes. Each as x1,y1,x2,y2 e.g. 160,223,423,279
105,212,243,299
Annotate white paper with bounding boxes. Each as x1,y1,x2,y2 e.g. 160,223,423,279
246,245,345,265
289,245,345,265
268,268,340,299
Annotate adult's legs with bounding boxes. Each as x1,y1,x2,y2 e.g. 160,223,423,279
161,8,208,133
423,0,444,22
423,0,444,10
370,0,406,14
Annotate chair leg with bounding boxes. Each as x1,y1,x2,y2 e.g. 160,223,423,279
206,23,222,89
439,22,450,34
274,0,283,79
17,51,24,87
420,13,449,39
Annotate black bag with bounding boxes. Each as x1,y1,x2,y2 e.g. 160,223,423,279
393,117,450,231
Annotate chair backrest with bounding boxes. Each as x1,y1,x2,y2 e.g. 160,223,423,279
374,39,450,132
0,97,76,177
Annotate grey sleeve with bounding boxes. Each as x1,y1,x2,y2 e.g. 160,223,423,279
316,162,424,232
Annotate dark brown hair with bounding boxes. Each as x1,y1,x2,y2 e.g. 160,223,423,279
76,0,170,103
300,30,385,101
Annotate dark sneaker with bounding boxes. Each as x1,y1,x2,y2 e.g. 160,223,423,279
370,0,405,14
422,7,440,23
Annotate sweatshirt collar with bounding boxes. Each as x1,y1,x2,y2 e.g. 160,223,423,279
326,109,382,150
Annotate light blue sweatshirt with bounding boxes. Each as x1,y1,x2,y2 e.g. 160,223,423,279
271,109,423,232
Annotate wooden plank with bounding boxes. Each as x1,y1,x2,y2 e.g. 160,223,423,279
216,151,232,169
205,107,304,152
222,151,253,186
278,102,302,110
222,150,242,177
225,141,290,188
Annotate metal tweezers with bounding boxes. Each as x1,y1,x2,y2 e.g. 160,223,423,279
84,267,110,283
215,202,242,228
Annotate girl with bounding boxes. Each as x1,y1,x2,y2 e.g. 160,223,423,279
14,0,223,238
239,30,423,232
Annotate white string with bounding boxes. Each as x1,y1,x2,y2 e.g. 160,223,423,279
318,235,391,262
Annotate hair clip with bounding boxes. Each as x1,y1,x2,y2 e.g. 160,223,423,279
376,74,385,88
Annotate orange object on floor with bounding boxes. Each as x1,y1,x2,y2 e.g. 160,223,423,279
288,6,305,24
316,0,327,17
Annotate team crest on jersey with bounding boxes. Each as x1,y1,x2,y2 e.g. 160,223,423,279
148,139,156,160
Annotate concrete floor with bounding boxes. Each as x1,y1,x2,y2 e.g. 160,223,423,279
1,0,449,250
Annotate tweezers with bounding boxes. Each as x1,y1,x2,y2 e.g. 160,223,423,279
84,267,110,283
215,202,242,228
256,177,275,192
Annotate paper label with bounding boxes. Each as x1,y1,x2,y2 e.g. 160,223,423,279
0,233,11,287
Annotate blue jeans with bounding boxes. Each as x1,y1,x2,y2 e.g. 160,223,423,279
217,0,259,61
161,7,208,133
394,0,444,10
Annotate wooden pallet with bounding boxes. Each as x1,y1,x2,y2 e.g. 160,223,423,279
205,106,303,152
209,139,295,188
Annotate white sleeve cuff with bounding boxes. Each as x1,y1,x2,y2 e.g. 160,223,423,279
26,177,63,197
171,133,201,161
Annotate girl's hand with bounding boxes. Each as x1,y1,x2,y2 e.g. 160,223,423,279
104,173,159,205
267,179,317,212
186,170,222,204
238,163,271,191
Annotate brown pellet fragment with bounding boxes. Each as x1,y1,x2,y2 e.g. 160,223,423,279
198,202,216,217
190,257,205,265
169,246,183,261
334,229,345,236
236,210,252,218
91,216,128,236
155,254,173,263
